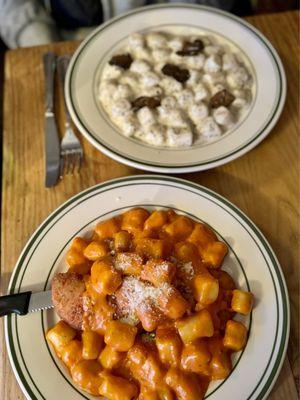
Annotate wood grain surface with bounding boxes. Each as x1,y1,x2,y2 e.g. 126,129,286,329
1,10,299,400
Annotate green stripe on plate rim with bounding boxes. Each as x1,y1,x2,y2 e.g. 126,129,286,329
5,175,289,400
67,4,285,170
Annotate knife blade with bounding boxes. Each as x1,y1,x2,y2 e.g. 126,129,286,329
0,290,53,317
43,52,60,187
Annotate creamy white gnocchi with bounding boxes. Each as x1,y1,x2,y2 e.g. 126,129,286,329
98,30,254,147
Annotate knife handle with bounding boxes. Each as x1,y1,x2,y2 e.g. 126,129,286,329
43,52,56,112
0,292,31,317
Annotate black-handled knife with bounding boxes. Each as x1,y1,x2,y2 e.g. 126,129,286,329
0,290,53,317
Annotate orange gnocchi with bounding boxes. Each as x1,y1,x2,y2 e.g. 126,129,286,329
47,207,253,399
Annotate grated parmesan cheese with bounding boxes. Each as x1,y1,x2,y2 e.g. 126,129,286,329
116,276,172,322
114,253,142,271
179,261,195,278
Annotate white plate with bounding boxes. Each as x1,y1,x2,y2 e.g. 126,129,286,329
5,176,289,400
65,4,286,173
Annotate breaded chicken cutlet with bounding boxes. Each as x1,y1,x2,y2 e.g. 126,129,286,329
51,272,85,330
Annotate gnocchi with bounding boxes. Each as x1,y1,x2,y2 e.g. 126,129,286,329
47,208,254,400
98,30,254,147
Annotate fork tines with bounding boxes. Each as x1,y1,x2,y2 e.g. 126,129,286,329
57,55,83,177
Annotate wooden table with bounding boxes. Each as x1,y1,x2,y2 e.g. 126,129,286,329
1,10,299,400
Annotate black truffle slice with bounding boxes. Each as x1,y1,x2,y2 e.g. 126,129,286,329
109,53,133,69
210,89,235,108
176,39,204,56
132,96,161,111
161,64,190,83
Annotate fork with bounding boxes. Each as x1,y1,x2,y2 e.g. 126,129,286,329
57,55,83,175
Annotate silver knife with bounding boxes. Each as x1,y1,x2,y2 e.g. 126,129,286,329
0,290,53,317
43,52,60,187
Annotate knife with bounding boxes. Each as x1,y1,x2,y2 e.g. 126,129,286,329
43,52,61,188
0,290,53,317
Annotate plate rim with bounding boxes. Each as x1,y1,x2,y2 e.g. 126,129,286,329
5,175,290,400
65,3,287,173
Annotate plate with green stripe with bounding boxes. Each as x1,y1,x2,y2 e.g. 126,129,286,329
5,176,289,399
65,4,286,173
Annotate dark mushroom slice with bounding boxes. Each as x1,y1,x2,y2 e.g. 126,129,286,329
176,39,204,56
108,53,133,69
161,64,190,83
210,89,235,108
132,96,161,111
